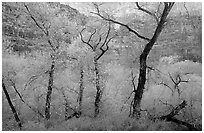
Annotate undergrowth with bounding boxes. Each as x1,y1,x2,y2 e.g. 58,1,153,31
20,115,189,131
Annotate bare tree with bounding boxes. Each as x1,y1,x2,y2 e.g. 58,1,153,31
24,3,57,121
93,2,174,118
80,21,115,117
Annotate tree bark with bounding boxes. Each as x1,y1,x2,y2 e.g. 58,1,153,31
45,58,55,120
2,81,22,130
94,58,102,117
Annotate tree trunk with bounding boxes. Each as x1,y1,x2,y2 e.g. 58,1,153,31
130,3,174,118
78,65,84,116
64,99,69,120
45,58,55,120
94,59,102,117
131,41,161,118
60,87,70,120
131,53,147,118
2,81,22,130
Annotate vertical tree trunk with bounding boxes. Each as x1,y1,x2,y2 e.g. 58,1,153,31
2,81,22,130
94,59,102,117
131,53,147,118
60,88,70,120
78,65,84,117
45,58,55,120
130,3,174,118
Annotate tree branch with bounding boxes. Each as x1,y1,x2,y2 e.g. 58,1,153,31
176,74,189,83
136,2,159,24
24,3,48,36
159,100,187,120
158,99,174,109
91,5,150,42
24,70,49,91
8,78,45,118
24,3,55,51
96,37,113,61
100,21,111,48
142,2,175,58
183,2,190,18
159,82,173,93
131,70,137,91
168,72,177,85
94,34,102,50
79,28,94,50
88,29,97,44
95,22,115,60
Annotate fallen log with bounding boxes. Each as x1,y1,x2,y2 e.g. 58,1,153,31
152,100,201,131
168,117,201,131
158,100,187,121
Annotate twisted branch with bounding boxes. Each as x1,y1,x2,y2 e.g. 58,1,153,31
136,2,159,24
